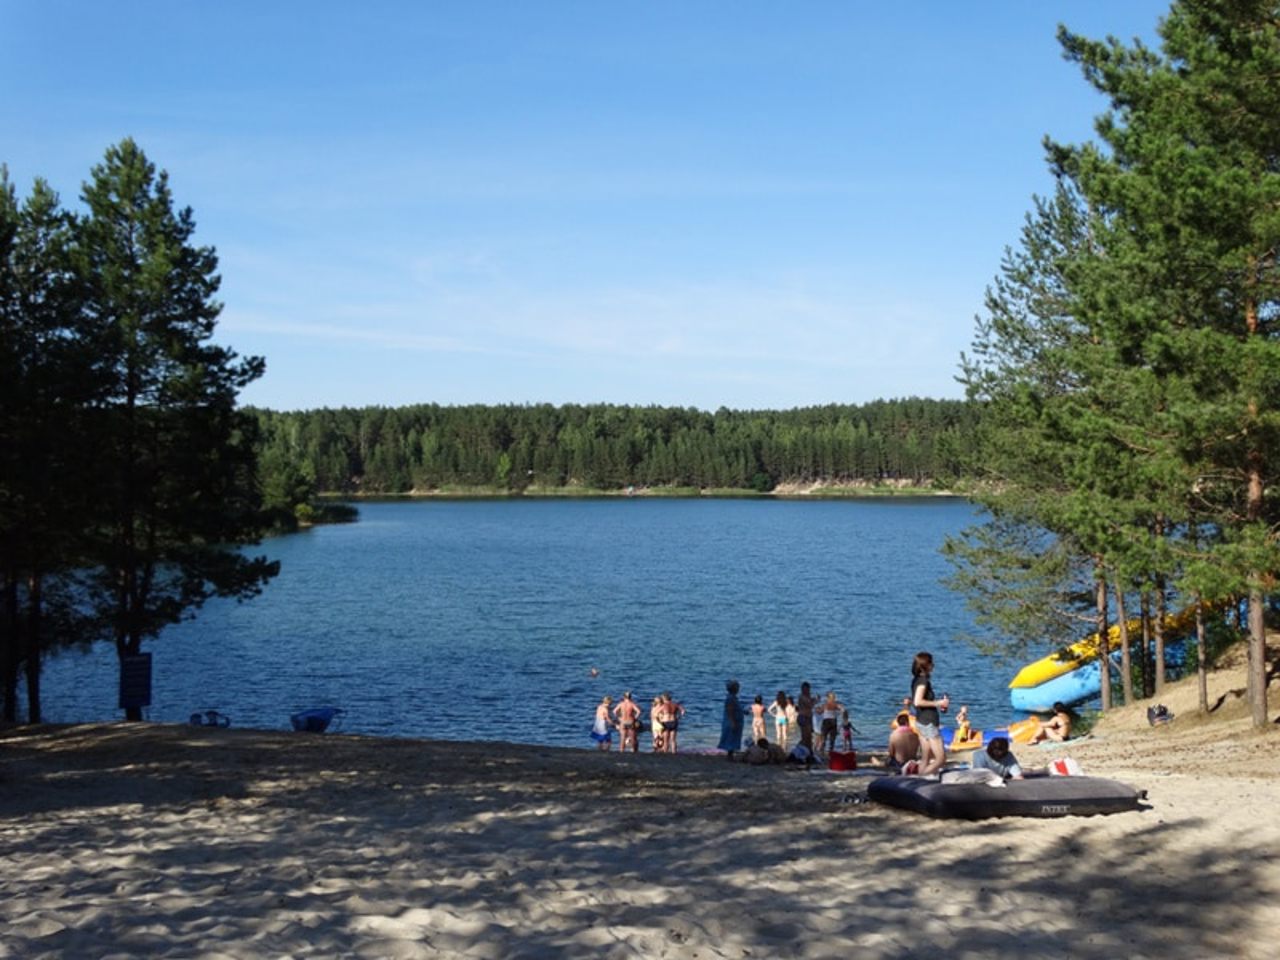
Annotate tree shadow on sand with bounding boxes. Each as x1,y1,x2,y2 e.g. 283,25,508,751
0,724,1274,959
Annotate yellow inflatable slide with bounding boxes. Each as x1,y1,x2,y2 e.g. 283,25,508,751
1008,605,1202,691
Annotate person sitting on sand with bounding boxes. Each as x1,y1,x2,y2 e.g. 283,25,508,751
751,694,767,743
787,742,815,766
970,736,1024,780
746,737,786,765
613,691,641,753
887,712,920,772
591,696,614,751
887,697,918,733
1032,702,1073,743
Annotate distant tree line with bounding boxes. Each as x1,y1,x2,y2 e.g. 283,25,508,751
251,398,982,495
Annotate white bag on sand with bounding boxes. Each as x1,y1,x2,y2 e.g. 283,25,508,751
1049,757,1083,776
941,769,1006,787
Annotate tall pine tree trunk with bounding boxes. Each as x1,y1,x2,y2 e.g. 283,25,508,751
1247,586,1267,728
1,573,18,723
1095,563,1111,711
116,629,145,723
1245,297,1270,728
24,572,41,724
1195,595,1208,714
1114,583,1133,706
1140,593,1153,699
1153,575,1168,693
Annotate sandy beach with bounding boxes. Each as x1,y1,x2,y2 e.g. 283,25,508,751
3,658,1278,960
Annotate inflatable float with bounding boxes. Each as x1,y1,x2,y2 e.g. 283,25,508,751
868,774,1145,819
934,718,1048,750
1008,606,1200,711
940,726,989,751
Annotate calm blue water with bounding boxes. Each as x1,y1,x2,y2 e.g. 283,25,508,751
38,498,1011,750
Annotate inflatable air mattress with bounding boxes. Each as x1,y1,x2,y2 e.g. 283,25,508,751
868,774,1144,819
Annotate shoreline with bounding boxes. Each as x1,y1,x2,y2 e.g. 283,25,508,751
319,482,965,501
4,657,1278,959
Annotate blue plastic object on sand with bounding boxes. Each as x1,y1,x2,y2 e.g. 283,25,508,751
290,706,345,733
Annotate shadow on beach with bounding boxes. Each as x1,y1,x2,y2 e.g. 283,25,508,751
1,723,1275,959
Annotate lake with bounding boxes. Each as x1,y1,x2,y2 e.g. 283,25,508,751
38,497,1015,751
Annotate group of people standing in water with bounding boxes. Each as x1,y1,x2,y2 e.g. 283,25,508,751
590,690,687,753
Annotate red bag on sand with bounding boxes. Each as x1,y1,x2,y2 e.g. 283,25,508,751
829,750,857,771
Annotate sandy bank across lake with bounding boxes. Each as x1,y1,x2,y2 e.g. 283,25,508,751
2,671,1278,959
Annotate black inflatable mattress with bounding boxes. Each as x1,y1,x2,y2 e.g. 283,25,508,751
868,774,1145,819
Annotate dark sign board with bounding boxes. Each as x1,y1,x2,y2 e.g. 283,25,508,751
119,652,152,709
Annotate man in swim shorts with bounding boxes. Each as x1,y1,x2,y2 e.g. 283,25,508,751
613,691,641,753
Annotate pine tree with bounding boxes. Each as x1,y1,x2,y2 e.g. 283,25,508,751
0,170,95,721
1054,0,1280,727
76,140,278,720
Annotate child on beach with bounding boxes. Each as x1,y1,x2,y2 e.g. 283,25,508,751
751,694,767,743
952,705,981,748
785,696,799,749
841,709,855,751
768,691,790,751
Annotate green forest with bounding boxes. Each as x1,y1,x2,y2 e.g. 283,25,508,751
251,398,981,497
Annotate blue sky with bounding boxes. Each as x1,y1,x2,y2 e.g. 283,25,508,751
3,1,1170,412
